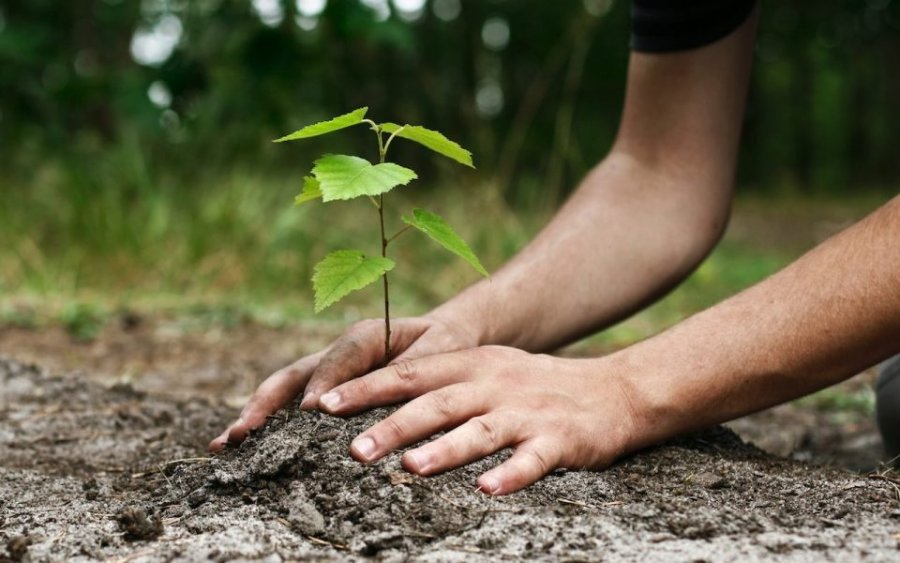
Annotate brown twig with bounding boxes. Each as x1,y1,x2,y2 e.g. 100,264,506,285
305,535,349,550
868,474,900,502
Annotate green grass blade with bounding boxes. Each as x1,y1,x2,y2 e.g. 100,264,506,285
380,123,474,168
274,107,368,142
402,208,488,277
312,154,417,201
312,250,395,312
294,176,322,206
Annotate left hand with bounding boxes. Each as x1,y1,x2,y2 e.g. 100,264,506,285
316,345,638,495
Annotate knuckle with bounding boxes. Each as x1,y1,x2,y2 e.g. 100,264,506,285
338,376,369,404
391,360,419,384
348,319,380,337
283,366,304,382
427,390,456,419
471,416,499,448
523,447,555,475
383,416,408,442
477,345,507,360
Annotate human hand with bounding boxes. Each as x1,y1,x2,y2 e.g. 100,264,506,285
209,314,479,452
316,346,638,495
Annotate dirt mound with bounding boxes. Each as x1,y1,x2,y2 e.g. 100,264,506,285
1,356,898,561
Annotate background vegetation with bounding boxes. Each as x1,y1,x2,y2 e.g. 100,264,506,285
1,0,897,345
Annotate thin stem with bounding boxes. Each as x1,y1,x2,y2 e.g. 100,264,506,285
364,119,386,163
379,193,391,362
382,125,407,158
373,125,392,362
386,224,413,246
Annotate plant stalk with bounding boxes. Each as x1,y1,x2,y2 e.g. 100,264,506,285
376,127,393,363
378,193,391,362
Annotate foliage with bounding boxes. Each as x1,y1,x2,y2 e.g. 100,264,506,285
294,176,322,205
3,1,898,198
402,208,487,277
274,108,369,142
311,154,417,201
61,302,106,342
275,107,488,354
312,250,394,313
380,123,474,168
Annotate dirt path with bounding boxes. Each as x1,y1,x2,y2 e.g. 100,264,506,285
2,357,899,561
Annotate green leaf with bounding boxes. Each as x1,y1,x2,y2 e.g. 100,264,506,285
380,123,474,168
294,176,322,206
402,208,488,277
312,154,417,201
312,250,395,313
274,107,368,142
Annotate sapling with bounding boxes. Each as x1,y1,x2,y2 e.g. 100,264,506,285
275,107,488,361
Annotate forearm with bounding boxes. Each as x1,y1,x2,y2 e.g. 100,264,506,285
615,196,900,450
429,151,729,352
430,15,757,353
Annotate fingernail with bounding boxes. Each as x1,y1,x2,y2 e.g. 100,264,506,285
478,475,501,495
319,392,341,411
405,451,432,474
351,436,377,461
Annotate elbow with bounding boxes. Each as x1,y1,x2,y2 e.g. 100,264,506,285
669,185,732,277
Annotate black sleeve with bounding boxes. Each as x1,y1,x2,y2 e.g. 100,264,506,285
631,0,757,53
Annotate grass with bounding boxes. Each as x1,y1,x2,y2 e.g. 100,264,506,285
2,158,890,421
0,153,535,331
798,386,876,417
0,154,888,353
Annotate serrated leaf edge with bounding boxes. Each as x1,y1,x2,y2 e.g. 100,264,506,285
311,250,396,313
294,176,322,206
380,122,475,168
312,154,418,202
402,208,488,277
273,107,368,143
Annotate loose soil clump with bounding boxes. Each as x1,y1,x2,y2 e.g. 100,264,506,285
1,356,898,561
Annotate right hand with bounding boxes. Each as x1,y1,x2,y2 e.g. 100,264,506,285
208,314,479,452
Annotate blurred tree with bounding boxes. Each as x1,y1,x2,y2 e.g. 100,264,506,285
0,0,897,197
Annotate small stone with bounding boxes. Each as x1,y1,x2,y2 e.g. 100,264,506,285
387,471,415,486
7,536,31,562
116,506,164,541
692,472,729,490
315,429,340,442
283,486,326,536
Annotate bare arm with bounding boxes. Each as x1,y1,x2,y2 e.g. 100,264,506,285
211,10,760,451
617,195,900,450
303,9,900,493
321,194,900,494
430,12,757,352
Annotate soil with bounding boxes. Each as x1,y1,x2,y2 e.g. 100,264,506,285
0,312,885,472
2,356,900,562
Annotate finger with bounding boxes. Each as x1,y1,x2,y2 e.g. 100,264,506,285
348,383,485,463
401,413,517,476
208,428,232,453
318,352,474,415
301,320,399,409
476,440,560,496
208,352,323,452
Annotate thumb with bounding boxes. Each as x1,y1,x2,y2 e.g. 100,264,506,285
302,318,431,408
